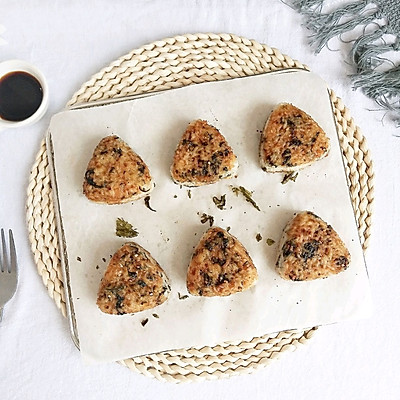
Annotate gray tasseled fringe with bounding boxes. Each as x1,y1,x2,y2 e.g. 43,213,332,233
286,0,400,127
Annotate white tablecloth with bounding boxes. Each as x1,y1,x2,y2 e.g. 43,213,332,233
1,1,399,399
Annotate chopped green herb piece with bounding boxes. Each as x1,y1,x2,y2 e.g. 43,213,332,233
141,318,149,327
266,238,275,246
187,190,192,199
212,194,226,210
227,226,231,232
230,185,260,211
281,172,299,184
256,233,262,242
152,313,159,319
174,195,178,198
116,218,139,238
77,256,82,262
178,292,189,300
144,196,156,212
200,213,214,227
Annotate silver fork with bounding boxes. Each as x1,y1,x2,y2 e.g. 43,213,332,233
0,229,18,322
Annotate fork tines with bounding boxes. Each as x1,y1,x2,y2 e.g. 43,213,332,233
0,229,17,273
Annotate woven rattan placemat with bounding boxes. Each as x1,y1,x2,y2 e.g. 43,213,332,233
26,33,374,383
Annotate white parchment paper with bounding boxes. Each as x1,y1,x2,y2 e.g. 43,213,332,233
49,70,372,363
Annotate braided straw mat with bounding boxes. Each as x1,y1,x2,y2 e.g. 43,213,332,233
26,33,374,383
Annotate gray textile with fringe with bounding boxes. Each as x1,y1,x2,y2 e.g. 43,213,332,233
287,0,400,126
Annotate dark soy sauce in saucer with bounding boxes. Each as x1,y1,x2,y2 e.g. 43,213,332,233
0,71,43,121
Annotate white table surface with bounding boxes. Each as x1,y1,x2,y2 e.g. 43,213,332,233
1,1,399,399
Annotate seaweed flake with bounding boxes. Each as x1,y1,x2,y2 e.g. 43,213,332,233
281,172,299,184
300,240,320,261
200,213,214,227
266,238,275,246
212,194,226,210
84,169,105,188
282,240,296,258
144,196,156,212
178,292,189,300
230,185,260,211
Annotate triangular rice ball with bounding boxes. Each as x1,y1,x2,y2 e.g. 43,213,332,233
276,211,350,281
259,103,330,173
97,242,170,315
187,227,258,296
83,135,154,204
171,120,238,187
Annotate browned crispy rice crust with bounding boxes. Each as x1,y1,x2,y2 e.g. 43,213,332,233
83,135,153,204
276,211,350,281
187,227,258,296
259,103,330,173
97,243,170,315
171,120,238,187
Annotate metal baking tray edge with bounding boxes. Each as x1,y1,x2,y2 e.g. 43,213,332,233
46,131,81,349
45,67,368,352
